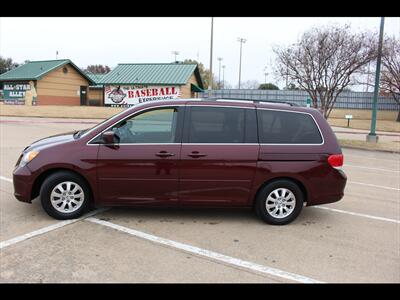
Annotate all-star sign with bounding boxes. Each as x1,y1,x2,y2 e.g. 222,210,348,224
104,85,181,107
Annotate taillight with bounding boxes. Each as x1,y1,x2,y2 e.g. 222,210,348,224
328,154,343,168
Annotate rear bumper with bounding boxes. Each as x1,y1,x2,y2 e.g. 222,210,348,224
306,168,347,206
13,164,34,203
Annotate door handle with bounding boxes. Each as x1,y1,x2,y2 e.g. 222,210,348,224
188,151,207,158
155,151,175,158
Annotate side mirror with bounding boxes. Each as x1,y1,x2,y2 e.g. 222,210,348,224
102,131,119,146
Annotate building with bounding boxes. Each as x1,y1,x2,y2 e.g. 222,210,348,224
0,59,94,106
97,63,204,107
86,73,106,106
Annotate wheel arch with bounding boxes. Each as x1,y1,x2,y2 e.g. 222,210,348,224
31,167,94,203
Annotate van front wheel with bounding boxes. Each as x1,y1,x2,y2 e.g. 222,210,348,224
255,180,304,225
40,171,90,220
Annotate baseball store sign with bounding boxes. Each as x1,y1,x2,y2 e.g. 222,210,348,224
104,85,181,107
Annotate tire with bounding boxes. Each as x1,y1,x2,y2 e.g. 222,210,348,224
40,171,91,220
255,180,304,225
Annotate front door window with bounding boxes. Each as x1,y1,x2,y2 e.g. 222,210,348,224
111,108,178,144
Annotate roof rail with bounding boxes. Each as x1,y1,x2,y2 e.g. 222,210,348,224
201,97,299,107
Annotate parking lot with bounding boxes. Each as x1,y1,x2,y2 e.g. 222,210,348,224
0,116,399,283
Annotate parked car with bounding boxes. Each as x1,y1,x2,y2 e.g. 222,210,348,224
13,99,347,225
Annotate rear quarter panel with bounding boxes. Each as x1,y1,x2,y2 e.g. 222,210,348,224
249,107,344,206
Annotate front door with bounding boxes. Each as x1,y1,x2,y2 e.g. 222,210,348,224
80,86,87,105
179,105,259,205
96,106,183,204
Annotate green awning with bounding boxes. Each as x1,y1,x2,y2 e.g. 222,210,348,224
191,83,204,93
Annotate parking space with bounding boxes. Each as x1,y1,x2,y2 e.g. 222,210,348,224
0,116,399,283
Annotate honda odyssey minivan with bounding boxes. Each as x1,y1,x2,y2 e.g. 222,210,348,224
13,99,347,225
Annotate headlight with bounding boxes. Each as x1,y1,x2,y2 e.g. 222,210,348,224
20,150,39,167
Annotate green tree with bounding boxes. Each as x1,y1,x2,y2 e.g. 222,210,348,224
259,83,280,90
0,56,20,74
183,59,217,90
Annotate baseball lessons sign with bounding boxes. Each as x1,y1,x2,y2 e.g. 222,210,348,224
104,85,181,107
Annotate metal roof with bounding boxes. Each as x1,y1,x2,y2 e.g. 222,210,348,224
85,73,107,88
85,73,107,84
0,59,95,84
98,63,204,89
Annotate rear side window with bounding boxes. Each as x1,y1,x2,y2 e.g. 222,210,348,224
187,107,245,143
257,110,323,144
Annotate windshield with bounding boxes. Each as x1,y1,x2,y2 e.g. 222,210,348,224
77,101,181,139
78,108,130,138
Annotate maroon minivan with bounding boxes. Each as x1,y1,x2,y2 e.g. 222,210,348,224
13,99,347,225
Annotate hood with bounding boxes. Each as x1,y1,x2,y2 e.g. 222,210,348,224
26,131,76,152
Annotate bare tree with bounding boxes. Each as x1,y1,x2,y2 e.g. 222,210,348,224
84,64,111,74
380,37,400,121
273,25,377,118
236,80,260,89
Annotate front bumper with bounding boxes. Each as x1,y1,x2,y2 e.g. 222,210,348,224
13,164,34,203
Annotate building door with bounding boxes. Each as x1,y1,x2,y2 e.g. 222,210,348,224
80,86,87,105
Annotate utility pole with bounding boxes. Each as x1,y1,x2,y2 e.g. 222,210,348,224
209,17,214,91
237,37,246,89
171,51,180,62
222,65,226,89
217,57,223,89
367,17,385,144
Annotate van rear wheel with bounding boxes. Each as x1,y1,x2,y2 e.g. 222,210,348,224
255,180,304,225
40,171,90,220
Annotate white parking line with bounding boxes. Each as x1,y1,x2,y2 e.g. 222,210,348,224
344,164,400,173
85,217,323,283
0,176,12,183
0,208,109,250
348,181,400,191
314,206,400,224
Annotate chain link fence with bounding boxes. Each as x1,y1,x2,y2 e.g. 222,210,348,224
199,90,399,111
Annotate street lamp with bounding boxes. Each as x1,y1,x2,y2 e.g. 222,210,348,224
209,17,214,91
366,17,385,144
171,51,180,62
222,65,226,89
237,37,246,89
263,67,268,84
217,57,223,89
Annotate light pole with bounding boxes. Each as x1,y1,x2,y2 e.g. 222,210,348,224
217,57,223,89
263,67,268,84
209,17,214,91
222,65,226,89
367,17,385,144
237,37,246,89
171,51,180,62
